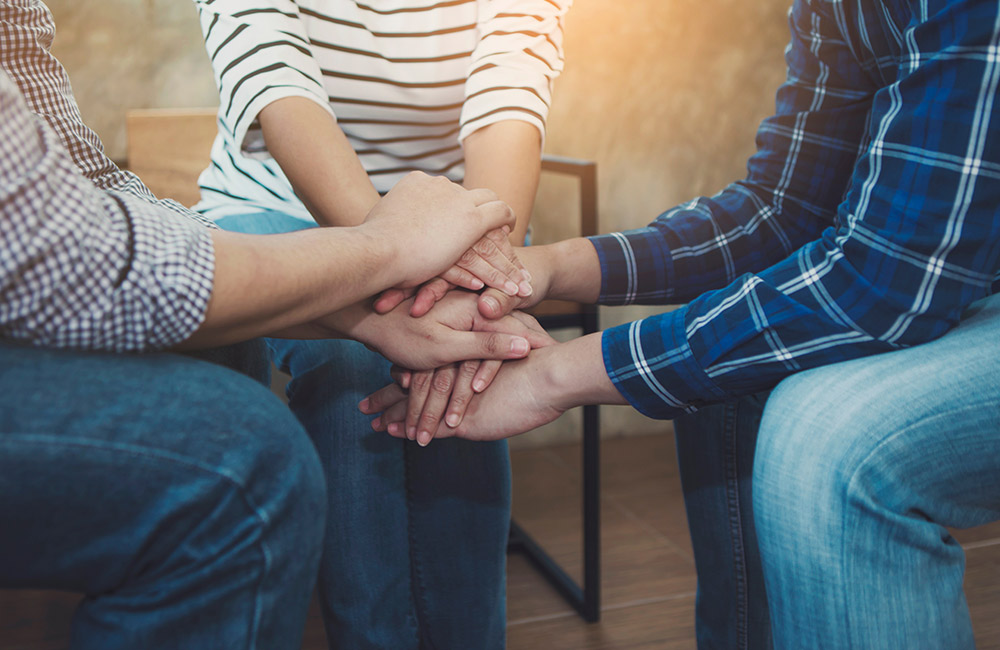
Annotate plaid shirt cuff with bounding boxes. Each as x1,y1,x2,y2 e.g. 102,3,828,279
601,305,726,420
588,229,676,306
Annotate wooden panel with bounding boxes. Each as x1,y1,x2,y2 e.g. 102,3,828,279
125,108,218,207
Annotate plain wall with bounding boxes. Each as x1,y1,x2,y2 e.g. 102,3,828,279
47,0,792,444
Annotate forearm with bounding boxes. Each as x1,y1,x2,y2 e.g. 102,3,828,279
181,228,391,348
462,121,541,244
521,238,603,304
259,96,379,227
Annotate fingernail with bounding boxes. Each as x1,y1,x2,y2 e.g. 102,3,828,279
407,426,417,440
473,379,486,392
358,398,369,412
446,414,460,427
510,337,529,356
471,279,484,289
518,280,533,296
418,431,431,447
504,280,519,296
482,296,499,315
388,421,399,435
371,416,382,430
521,269,532,282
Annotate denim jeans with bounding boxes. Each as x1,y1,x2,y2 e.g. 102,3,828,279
675,291,1000,649
0,339,326,650
217,212,511,649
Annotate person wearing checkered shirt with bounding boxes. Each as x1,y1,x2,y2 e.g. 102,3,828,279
0,1,551,648
365,0,1000,647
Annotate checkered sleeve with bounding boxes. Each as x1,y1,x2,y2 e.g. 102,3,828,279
595,0,1000,419
0,0,216,228
0,71,215,352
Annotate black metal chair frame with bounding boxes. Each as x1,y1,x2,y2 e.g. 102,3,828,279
506,155,601,623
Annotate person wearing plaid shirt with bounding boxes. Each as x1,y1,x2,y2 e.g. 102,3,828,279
0,1,551,647
366,0,1000,646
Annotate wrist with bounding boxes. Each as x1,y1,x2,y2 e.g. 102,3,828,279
534,333,627,411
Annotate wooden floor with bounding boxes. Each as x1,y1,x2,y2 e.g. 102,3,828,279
5,433,1000,648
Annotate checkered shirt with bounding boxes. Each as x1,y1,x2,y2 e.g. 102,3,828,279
590,0,1000,419
1,0,216,351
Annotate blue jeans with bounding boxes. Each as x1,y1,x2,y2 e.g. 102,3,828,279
0,339,326,649
217,212,511,649
675,292,1000,649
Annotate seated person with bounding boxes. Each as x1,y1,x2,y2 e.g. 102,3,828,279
191,0,569,646
0,1,547,648
366,0,1000,647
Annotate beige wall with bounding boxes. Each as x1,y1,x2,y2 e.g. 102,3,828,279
48,0,791,443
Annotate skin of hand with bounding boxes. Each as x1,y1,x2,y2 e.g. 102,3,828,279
259,97,532,305
373,120,543,316
183,172,513,348
323,290,555,372
363,332,628,444
391,310,556,444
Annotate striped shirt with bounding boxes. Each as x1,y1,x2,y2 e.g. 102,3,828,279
0,0,215,352
591,0,1000,419
193,0,569,222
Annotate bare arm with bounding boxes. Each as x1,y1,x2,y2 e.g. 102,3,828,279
182,173,514,348
462,120,542,245
259,96,379,227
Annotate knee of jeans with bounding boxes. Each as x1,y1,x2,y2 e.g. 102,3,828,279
280,339,391,401
751,370,873,546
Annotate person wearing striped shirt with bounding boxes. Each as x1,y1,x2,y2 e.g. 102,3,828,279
366,0,1000,647
192,0,569,647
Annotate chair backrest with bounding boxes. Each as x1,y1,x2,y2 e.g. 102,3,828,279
125,108,218,207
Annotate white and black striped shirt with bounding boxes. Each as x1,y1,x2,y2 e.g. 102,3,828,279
194,0,569,222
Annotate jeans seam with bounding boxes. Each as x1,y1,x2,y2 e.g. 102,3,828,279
723,402,750,650
404,441,430,649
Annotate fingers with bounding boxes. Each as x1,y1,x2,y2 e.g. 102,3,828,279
443,359,480,430
443,330,530,364
455,239,530,299
472,359,502,393
478,286,523,320
473,199,516,241
466,187,500,206
415,364,460,446
389,364,412,389
405,369,435,442
373,287,415,314
476,313,556,350
411,278,456,317
359,382,407,421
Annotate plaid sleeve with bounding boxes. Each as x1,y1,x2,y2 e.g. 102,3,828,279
0,0,216,227
0,71,215,352
598,0,1000,419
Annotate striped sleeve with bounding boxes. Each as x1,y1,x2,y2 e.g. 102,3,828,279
460,0,570,142
193,0,333,160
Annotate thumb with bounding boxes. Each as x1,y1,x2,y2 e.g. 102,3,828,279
448,330,531,363
476,199,516,233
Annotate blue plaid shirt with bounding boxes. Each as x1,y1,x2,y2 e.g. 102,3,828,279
590,0,1000,419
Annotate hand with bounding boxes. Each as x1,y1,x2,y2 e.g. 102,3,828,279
364,347,566,444
374,227,533,317
360,172,515,289
363,333,627,444
376,310,554,445
334,290,552,371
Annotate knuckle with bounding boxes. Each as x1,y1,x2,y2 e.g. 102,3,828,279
449,392,469,408
411,372,432,392
458,249,479,266
459,362,479,378
431,372,454,394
